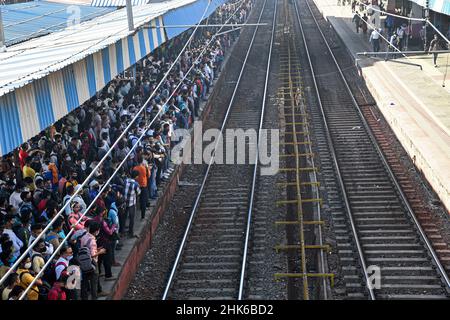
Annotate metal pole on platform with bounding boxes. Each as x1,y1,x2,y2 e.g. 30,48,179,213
126,0,134,31
0,7,6,52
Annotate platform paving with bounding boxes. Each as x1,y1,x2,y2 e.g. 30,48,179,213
311,0,450,212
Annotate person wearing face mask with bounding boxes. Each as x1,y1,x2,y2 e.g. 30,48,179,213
28,223,54,259
54,246,73,282
17,257,43,300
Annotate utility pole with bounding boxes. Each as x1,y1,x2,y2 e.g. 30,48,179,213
0,6,6,53
126,0,134,31
424,0,430,50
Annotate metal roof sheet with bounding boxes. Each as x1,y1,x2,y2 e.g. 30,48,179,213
1,1,116,46
0,0,197,97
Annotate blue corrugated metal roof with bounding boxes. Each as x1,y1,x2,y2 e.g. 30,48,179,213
1,1,116,46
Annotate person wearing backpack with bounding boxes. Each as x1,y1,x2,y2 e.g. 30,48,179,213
79,221,106,300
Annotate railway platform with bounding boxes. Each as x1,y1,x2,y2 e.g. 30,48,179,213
311,0,450,212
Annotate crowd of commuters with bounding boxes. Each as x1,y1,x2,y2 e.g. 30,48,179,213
0,0,253,300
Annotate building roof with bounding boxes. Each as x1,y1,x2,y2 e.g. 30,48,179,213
90,0,148,6
0,0,196,97
410,0,450,16
1,1,116,46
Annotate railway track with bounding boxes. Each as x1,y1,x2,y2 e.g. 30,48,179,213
162,0,277,300
291,0,450,299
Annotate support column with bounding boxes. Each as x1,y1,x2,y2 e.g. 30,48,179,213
126,0,134,31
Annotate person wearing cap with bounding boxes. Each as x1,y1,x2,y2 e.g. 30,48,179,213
122,170,141,238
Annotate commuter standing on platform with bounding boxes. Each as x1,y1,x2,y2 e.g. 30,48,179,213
369,28,381,52
361,13,368,36
351,0,356,12
352,12,361,33
428,34,442,67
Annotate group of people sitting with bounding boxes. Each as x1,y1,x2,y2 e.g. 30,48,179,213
0,0,253,300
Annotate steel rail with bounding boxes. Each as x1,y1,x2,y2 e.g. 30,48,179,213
302,0,450,291
237,0,277,301
162,0,272,300
289,41,329,300
292,0,376,300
